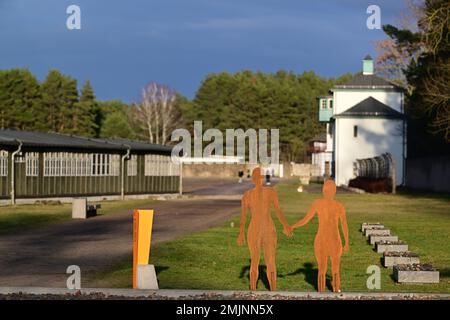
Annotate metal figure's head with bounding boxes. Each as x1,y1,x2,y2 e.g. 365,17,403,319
252,167,264,186
323,180,336,199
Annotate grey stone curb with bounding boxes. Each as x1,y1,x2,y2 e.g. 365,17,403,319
0,287,449,300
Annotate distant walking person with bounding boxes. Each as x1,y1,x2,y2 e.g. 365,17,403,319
238,170,244,183
237,167,292,291
265,169,271,185
291,180,349,292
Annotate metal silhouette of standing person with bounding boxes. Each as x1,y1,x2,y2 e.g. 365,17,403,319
237,167,292,291
292,180,349,293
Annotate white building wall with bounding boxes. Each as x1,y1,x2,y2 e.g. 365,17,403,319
333,90,403,114
334,118,405,186
312,152,332,176
326,123,333,152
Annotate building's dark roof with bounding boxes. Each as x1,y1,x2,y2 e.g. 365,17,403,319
364,54,373,60
102,138,172,153
333,97,405,119
333,73,404,91
0,130,172,154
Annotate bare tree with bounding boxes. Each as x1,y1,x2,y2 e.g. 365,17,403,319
420,0,450,55
420,0,450,140
133,82,180,144
422,59,450,140
159,85,177,145
374,0,425,92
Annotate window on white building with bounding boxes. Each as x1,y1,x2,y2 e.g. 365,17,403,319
321,99,327,109
0,151,8,177
111,155,120,176
43,152,120,177
354,125,358,138
144,154,154,176
25,152,39,176
144,154,180,176
127,155,137,176
14,152,25,163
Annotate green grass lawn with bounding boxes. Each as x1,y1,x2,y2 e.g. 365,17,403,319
0,198,157,235
91,179,450,293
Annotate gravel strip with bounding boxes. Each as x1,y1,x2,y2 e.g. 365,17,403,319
0,288,448,300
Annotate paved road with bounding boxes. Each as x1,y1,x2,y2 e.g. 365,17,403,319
0,178,262,287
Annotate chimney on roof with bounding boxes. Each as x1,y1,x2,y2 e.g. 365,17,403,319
363,54,374,75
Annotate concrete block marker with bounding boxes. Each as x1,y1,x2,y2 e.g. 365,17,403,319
361,223,439,286
383,251,420,267
136,264,159,290
72,198,87,219
376,241,408,253
394,264,439,284
365,228,390,237
369,235,398,245
361,223,384,232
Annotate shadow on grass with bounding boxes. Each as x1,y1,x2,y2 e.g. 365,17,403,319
156,266,170,275
438,268,450,278
239,264,271,290
389,272,397,282
396,187,450,201
280,262,333,291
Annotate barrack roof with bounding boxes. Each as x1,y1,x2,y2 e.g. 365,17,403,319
0,129,172,154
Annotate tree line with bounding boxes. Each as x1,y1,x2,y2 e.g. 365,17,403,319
0,68,138,140
180,70,351,161
0,69,99,137
0,68,350,162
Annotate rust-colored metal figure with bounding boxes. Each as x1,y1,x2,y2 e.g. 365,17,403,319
237,167,292,291
292,180,349,292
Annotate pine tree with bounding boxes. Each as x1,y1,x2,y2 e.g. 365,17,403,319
100,112,135,139
73,80,97,137
41,70,79,133
0,69,43,130
96,100,132,137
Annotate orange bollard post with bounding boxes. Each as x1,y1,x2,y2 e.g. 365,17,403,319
132,209,154,289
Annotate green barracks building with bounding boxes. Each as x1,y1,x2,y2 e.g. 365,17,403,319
0,130,181,204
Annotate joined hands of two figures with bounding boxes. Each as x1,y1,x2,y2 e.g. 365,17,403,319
283,224,293,237
237,225,349,253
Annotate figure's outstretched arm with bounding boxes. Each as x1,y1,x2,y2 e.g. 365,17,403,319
292,202,316,229
271,190,293,236
237,193,249,246
340,204,349,252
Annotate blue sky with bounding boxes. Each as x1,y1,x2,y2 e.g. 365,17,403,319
0,0,406,102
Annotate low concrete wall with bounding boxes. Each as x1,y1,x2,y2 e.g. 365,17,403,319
406,156,450,193
182,163,288,178
290,163,321,177
182,163,256,178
